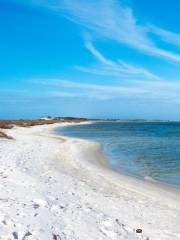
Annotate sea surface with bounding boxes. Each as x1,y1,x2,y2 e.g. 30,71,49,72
58,121,180,189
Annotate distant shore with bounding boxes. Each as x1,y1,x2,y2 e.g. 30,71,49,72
0,117,178,140
0,122,180,239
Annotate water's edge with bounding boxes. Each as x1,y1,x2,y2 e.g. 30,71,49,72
57,121,180,190
50,123,180,210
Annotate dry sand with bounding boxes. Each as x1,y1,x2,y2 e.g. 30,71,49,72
0,123,180,240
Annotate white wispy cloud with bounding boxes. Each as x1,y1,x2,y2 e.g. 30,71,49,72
31,77,180,103
43,0,180,62
19,0,180,62
33,78,146,94
48,91,88,98
149,25,180,47
31,77,149,100
85,40,114,65
16,0,180,103
76,40,162,81
74,39,180,103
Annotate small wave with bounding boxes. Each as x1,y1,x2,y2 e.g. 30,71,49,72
144,176,157,182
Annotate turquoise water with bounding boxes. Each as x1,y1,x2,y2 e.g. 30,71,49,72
58,121,180,189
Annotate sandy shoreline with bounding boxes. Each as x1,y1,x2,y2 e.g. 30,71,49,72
0,123,180,239
54,123,180,208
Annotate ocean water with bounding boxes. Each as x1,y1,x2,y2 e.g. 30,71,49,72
58,121,180,189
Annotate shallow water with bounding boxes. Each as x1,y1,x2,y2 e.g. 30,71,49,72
58,121,180,189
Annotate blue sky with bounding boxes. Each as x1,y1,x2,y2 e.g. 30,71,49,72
0,0,180,119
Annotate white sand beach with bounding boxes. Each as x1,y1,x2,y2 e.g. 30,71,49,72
0,123,180,240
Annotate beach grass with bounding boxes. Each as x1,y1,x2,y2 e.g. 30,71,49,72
0,118,89,129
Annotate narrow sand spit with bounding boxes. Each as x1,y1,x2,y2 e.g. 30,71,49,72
0,123,180,240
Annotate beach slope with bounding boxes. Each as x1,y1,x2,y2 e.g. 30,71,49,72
0,123,179,240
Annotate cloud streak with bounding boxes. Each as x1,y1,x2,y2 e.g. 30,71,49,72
149,25,180,48
45,0,180,62
31,77,180,103
14,1,180,102
76,40,162,81
17,0,180,62
33,78,146,94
